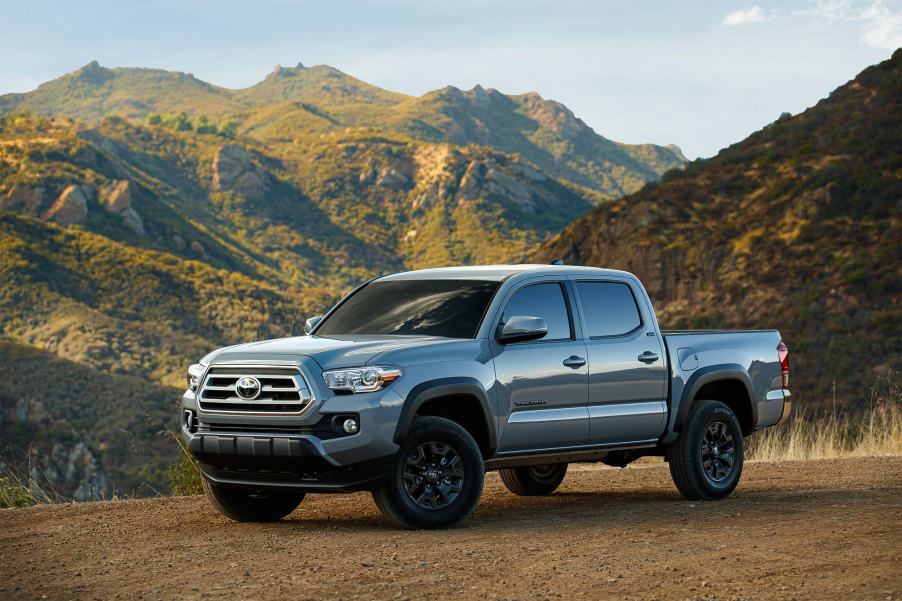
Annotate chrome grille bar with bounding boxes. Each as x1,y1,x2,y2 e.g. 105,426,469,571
198,365,313,414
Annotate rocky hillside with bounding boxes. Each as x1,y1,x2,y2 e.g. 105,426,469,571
0,61,686,198
534,51,902,404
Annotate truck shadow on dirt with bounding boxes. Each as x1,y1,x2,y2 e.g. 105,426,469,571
263,483,885,533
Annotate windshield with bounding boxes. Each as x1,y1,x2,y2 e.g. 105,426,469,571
315,279,500,338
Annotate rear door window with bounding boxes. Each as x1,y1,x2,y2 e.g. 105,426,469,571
575,281,642,338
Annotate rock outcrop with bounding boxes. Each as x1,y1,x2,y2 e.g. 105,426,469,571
0,184,46,215
38,441,113,502
102,179,131,213
4,395,113,502
457,158,535,210
100,180,144,235
376,167,409,190
43,185,90,225
212,145,266,200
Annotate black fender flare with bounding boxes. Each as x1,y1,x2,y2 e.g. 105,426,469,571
671,364,757,435
392,377,497,456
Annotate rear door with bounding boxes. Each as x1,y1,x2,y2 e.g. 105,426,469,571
571,278,668,445
492,279,589,453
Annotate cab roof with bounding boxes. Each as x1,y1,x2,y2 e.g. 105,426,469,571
377,264,634,282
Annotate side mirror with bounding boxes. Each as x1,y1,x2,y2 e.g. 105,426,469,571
497,316,548,344
304,315,323,335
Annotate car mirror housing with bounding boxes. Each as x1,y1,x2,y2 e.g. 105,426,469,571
497,315,548,344
304,315,323,335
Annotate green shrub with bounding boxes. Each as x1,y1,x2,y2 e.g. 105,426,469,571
0,475,37,508
167,451,202,496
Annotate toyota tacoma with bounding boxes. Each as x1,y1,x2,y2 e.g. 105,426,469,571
180,264,792,529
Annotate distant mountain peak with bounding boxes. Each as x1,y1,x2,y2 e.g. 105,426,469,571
268,62,307,79
70,60,113,85
665,144,687,161
0,60,686,195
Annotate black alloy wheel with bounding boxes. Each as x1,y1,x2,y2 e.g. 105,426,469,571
666,399,744,501
402,441,466,510
371,416,484,529
701,420,736,483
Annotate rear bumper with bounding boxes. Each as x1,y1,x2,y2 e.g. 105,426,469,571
776,390,792,425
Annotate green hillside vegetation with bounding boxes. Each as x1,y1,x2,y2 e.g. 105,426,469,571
0,61,686,197
0,213,322,386
534,50,902,404
0,338,179,499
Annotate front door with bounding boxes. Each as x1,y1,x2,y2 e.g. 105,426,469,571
571,279,668,445
492,281,589,453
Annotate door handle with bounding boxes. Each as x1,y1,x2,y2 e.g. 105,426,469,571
563,356,586,369
638,351,659,364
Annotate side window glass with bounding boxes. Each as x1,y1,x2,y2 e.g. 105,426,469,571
502,283,572,341
576,282,642,337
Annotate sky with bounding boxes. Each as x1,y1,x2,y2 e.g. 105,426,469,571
1,0,899,158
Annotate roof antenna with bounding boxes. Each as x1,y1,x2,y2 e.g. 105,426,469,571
550,259,564,265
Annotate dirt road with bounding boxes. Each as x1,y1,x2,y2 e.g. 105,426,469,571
2,457,901,600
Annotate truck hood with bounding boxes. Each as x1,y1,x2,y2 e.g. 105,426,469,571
206,334,446,371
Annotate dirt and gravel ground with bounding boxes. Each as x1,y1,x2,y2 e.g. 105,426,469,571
2,457,901,601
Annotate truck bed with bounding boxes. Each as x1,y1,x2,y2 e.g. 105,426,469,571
660,328,786,439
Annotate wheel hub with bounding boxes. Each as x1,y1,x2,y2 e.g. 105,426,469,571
701,421,735,483
402,441,465,510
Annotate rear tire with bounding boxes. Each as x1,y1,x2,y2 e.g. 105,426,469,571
500,463,568,496
202,477,304,522
666,399,744,500
372,416,484,529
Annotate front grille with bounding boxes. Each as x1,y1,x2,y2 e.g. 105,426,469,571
198,366,313,414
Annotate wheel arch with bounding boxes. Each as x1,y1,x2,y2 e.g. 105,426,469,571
674,366,757,436
393,377,496,458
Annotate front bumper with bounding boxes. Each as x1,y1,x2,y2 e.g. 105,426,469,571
184,427,395,492
180,360,406,492
191,435,392,492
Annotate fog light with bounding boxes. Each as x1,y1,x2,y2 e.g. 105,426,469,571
342,418,359,434
183,409,197,433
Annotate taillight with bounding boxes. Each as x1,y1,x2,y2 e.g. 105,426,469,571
777,341,789,389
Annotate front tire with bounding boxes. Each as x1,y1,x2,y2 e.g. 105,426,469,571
666,399,744,500
202,477,304,522
372,416,484,529
500,463,568,496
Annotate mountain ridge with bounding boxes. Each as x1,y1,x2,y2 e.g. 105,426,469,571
532,49,902,403
0,61,686,197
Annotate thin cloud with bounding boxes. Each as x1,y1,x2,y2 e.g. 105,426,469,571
803,0,902,49
859,2,902,49
722,6,774,26
805,0,857,20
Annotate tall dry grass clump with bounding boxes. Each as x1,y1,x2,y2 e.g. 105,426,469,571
747,374,902,462
0,442,66,508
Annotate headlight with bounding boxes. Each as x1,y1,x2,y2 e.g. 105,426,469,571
322,366,401,393
187,364,205,391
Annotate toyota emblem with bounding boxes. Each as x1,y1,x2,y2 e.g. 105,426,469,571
235,376,262,400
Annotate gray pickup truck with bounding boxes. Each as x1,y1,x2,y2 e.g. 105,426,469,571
180,264,791,529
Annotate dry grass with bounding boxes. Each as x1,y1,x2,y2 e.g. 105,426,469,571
747,375,902,462
0,443,66,508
